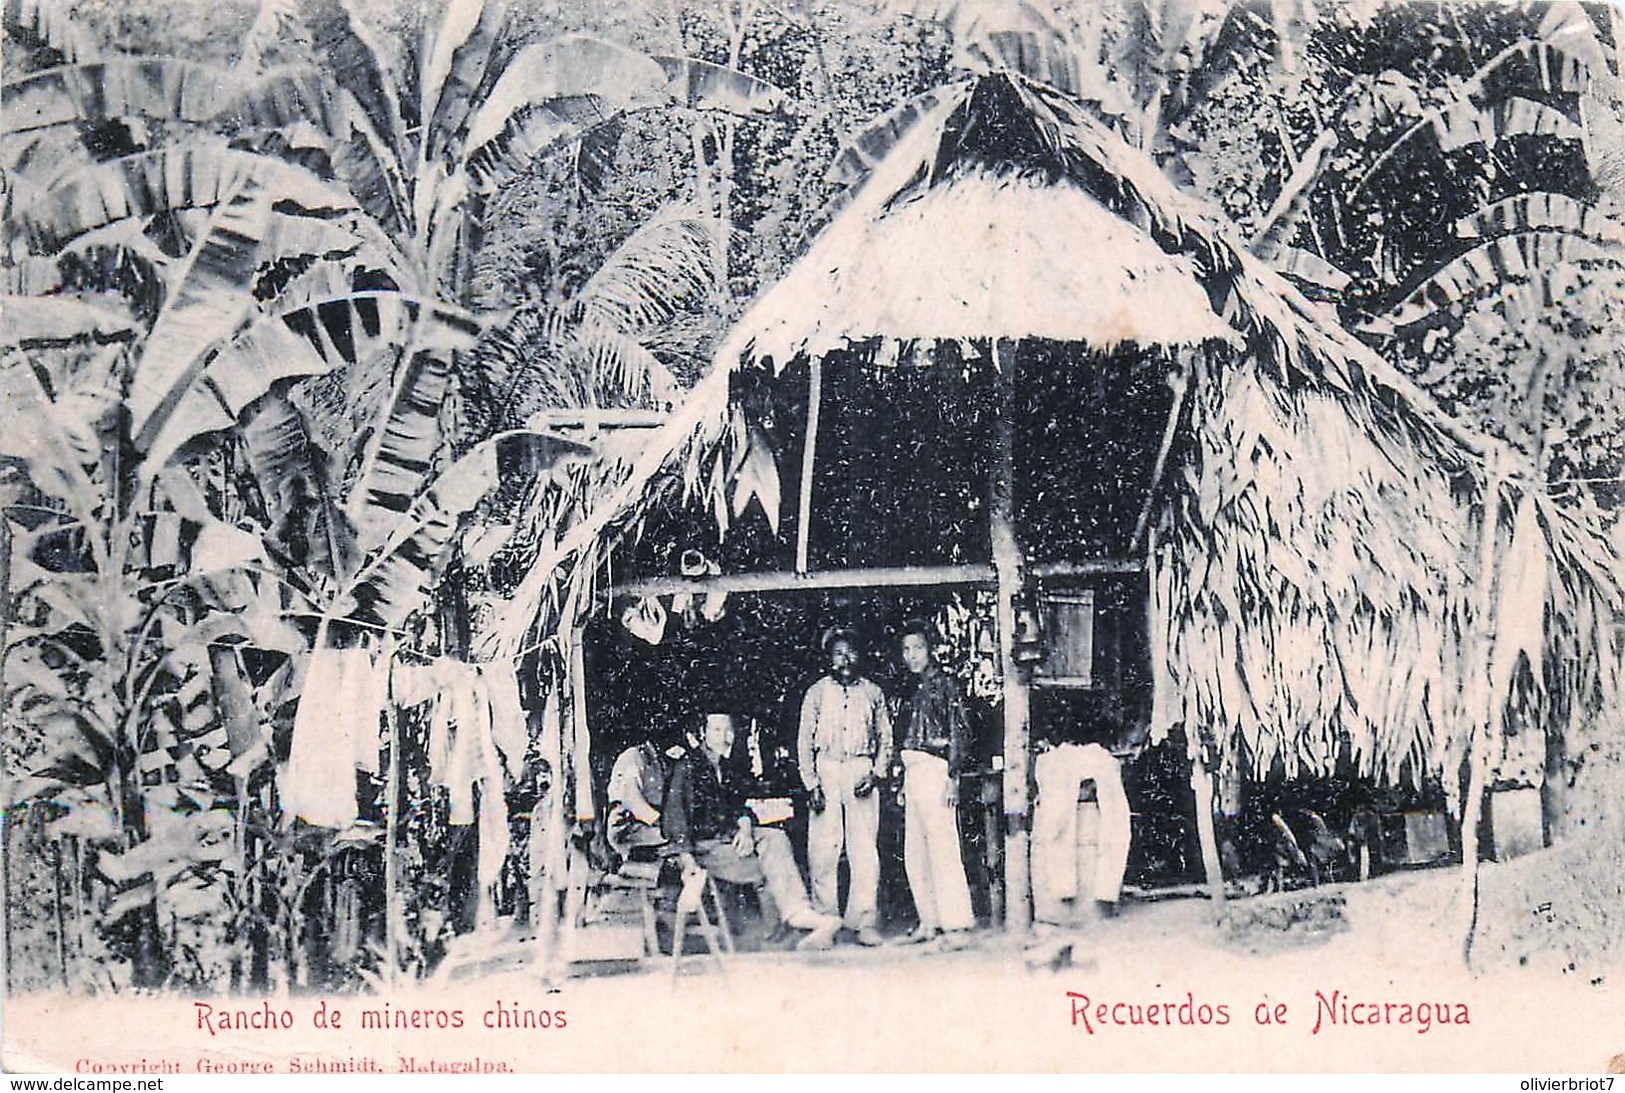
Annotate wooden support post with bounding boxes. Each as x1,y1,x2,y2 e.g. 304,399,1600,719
1131,364,1191,552
795,355,823,574
1186,729,1226,907
989,338,1032,933
531,679,567,989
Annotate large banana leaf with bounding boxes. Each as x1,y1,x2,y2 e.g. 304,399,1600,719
827,88,958,187
1273,245,1351,293
2,0,99,64
262,252,479,360
139,312,336,476
0,294,134,345
238,391,359,583
2,60,342,137
650,55,786,115
464,36,666,156
0,365,110,565
1475,35,1594,99
953,0,1085,99
325,96,414,251
126,179,272,451
464,92,624,194
1455,192,1625,245
12,144,358,256
340,429,591,628
422,0,505,164
296,0,408,171
346,349,454,550
1383,232,1622,329
3,59,215,132
1357,98,1586,195
1433,96,1584,153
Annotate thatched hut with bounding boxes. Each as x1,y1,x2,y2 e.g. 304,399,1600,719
484,72,1622,937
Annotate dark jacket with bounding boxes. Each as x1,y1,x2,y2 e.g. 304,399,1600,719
897,663,971,778
661,748,751,853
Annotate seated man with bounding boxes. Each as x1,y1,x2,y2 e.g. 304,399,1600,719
663,712,841,951
606,735,675,861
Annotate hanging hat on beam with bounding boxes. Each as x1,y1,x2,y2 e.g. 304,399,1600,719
621,597,667,645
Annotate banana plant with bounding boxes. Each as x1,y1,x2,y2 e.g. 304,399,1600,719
2,0,781,986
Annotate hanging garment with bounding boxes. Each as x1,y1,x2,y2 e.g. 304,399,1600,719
283,647,386,828
481,665,529,783
395,656,517,918
1032,743,1132,922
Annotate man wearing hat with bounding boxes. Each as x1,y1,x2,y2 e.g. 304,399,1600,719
664,712,841,950
797,627,893,946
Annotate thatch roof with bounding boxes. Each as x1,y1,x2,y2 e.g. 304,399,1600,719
721,169,1237,359
484,72,1622,793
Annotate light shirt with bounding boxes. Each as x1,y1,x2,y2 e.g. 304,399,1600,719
797,675,893,789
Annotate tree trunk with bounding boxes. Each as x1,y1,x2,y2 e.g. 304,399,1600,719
384,682,401,993
1460,460,1506,966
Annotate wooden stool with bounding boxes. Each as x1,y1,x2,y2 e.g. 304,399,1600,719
596,864,662,960
670,869,733,981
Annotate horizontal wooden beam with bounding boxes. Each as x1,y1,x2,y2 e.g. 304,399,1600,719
607,558,1143,598
526,409,672,430
611,564,993,597
1031,558,1145,579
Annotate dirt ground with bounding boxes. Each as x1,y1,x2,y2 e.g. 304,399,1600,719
7,828,1624,1074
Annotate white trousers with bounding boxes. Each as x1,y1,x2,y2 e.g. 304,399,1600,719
901,750,975,933
807,756,880,929
1033,743,1132,923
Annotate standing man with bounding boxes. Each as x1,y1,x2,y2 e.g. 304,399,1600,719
895,619,976,950
797,627,893,947
664,713,841,950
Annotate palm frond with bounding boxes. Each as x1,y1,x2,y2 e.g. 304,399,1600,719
570,210,716,334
